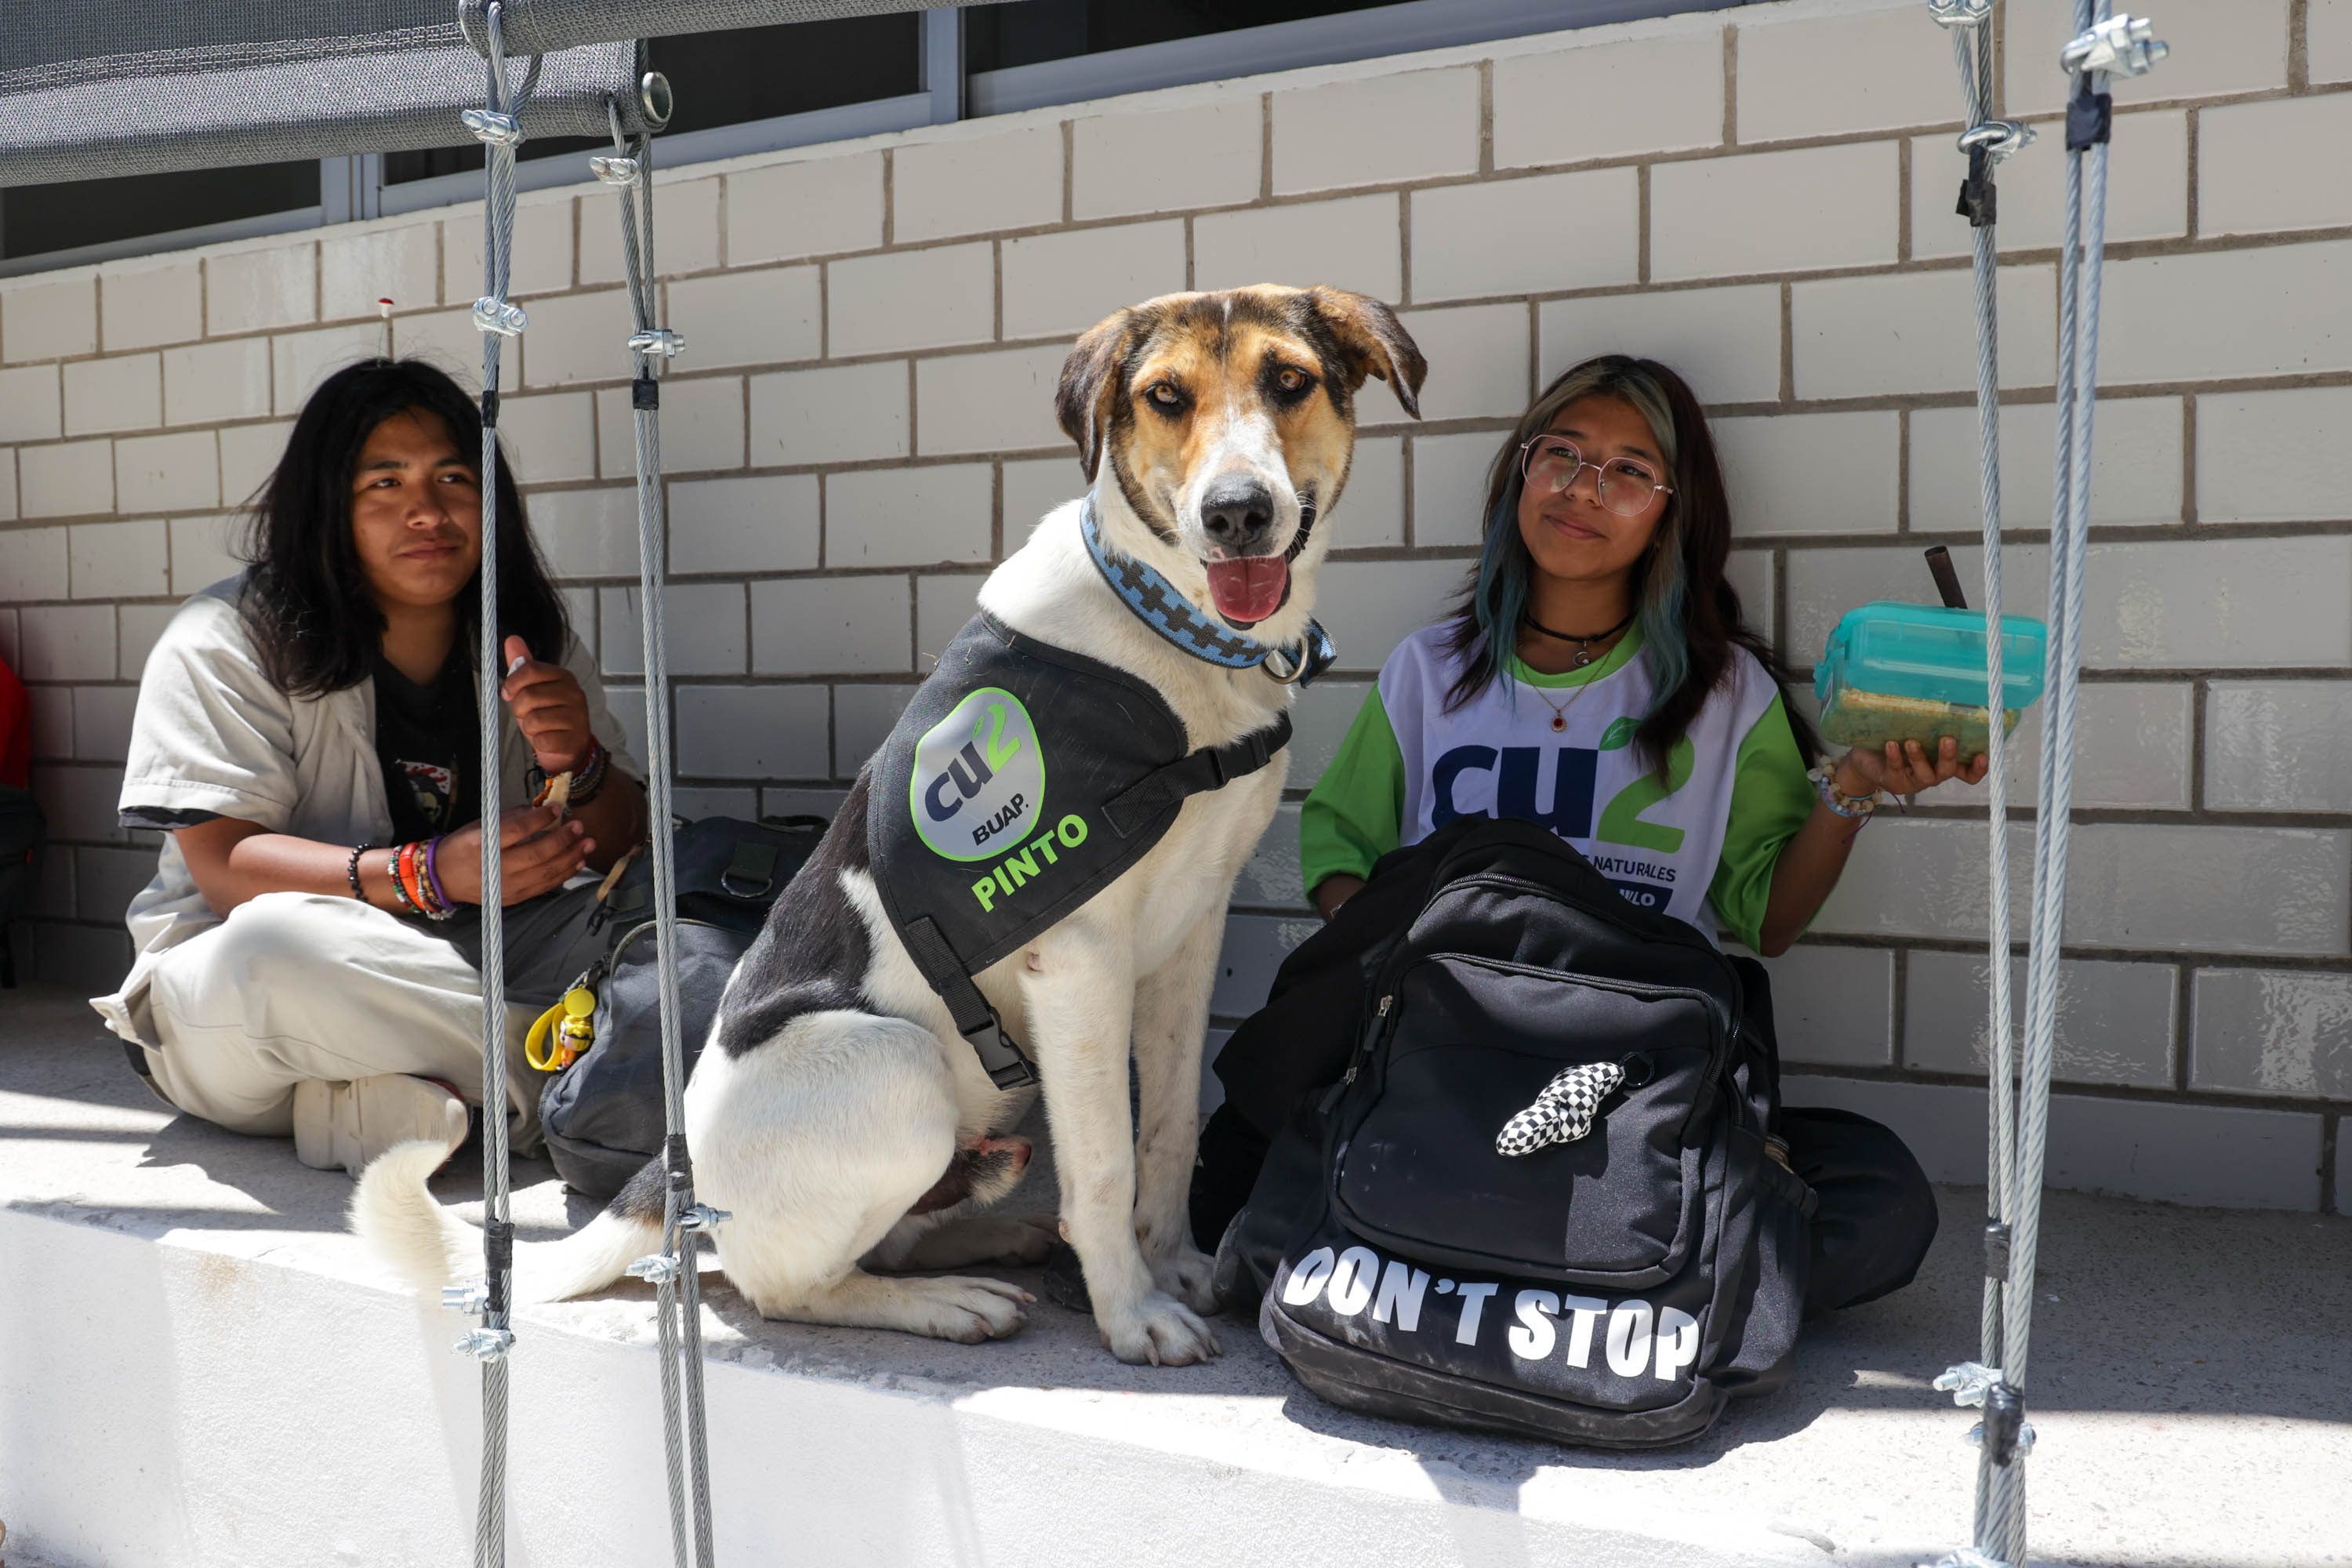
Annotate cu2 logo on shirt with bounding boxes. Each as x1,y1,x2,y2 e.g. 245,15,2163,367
909,687,1048,862
1432,717,1696,852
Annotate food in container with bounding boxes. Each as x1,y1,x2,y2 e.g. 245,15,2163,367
1813,601,2047,757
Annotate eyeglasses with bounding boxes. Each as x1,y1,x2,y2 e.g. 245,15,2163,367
1519,435,1672,518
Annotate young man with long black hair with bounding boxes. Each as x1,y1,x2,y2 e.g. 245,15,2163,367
93,359,648,1176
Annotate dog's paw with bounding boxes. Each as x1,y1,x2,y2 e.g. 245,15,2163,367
1097,1290,1221,1367
906,1275,1033,1345
1147,1243,1220,1315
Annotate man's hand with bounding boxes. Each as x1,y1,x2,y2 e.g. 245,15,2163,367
434,804,594,906
500,633,594,774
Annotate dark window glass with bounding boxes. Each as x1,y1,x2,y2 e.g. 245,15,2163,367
964,0,1384,73
1,160,320,261
386,13,920,186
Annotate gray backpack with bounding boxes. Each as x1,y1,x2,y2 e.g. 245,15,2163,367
536,815,823,1198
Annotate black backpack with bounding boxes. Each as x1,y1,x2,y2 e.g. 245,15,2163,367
536,815,825,1198
1221,818,1815,1450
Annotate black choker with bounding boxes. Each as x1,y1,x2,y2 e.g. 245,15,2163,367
1525,609,1632,667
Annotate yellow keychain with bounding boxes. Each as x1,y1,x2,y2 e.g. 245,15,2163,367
524,983,599,1072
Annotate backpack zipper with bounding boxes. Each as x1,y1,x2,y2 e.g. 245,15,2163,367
1339,993,1392,1089
608,916,735,961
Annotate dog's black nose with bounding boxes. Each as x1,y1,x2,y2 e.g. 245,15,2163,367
1200,478,1276,550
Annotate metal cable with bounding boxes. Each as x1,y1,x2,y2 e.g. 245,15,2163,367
1922,7,2158,1567
467,9,528,1566
1998,22,2116,1566
604,100,719,1568
1935,12,2016,1547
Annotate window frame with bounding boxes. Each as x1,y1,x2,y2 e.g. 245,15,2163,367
0,0,1730,278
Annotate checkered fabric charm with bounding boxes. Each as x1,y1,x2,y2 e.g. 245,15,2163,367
1080,499,1334,685
1495,1061,1625,1156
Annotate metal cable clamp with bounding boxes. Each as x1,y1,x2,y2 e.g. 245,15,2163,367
626,328,686,358
2061,14,2168,78
460,108,525,148
627,1253,682,1286
679,1204,731,1232
1958,121,2034,165
441,1281,492,1315
474,297,528,336
590,154,641,187
456,1327,516,1362
1933,1360,2004,1406
1926,0,1992,27
1965,1419,2036,1460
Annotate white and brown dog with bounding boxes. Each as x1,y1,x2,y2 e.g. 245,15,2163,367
355,285,1425,1366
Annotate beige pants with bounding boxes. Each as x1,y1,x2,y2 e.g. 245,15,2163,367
140,887,603,1154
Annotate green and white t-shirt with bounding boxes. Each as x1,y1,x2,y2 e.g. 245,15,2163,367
1299,623,1816,950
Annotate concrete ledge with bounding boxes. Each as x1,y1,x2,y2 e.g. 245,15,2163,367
3,987,2348,1568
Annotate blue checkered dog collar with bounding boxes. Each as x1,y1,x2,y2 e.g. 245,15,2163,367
1080,498,1336,686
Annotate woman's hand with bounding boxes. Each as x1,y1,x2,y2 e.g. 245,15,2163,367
499,633,594,773
1835,737,1991,797
434,804,595,906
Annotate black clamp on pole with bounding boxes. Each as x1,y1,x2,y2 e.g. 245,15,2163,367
1980,1380,2027,1466
1955,143,1997,228
666,1129,694,1192
632,375,660,411
2060,14,2166,152
2065,78,2114,152
482,1214,516,1315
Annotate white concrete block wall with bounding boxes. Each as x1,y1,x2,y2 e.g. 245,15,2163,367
2,0,2347,1210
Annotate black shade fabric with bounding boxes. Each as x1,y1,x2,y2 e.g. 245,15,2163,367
0,1,974,189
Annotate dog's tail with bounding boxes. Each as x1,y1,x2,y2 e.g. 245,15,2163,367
350,1141,663,1305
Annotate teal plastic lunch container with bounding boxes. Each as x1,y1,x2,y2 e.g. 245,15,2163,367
1813,602,2049,757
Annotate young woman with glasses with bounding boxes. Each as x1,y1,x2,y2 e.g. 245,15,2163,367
1196,354,1987,1317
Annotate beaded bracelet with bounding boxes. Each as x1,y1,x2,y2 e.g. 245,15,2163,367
386,846,419,914
1807,764,1882,821
398,840,456,922
568,738,611,806
531,736,610,812
346,842,375,900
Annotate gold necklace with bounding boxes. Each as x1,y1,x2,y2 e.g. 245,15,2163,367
1531,670,1595,734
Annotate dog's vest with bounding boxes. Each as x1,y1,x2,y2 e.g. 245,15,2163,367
869,610,1295,1089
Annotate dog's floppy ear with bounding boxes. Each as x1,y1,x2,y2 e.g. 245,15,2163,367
1056,309,1133,481
1307,287,1427,420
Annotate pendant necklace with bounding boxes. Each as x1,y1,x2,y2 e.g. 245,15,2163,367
1532,677,1592,734
1523,609,1633,732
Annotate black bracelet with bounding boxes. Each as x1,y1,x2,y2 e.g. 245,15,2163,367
347,843,376,901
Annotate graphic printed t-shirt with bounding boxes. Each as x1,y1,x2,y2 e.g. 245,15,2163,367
372,651,479,843
1299,624,1815,950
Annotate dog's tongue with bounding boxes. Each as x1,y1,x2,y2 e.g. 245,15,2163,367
1204,556,1289,626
